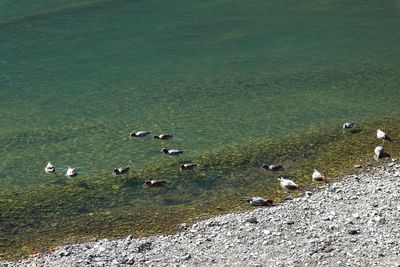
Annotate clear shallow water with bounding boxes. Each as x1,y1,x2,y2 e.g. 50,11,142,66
1,0,399,189
1,0,400,257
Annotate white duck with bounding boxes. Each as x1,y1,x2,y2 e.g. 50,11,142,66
130,131,151,137
342,122,354,133
112,166,130,175
154,134,173,140
180,163,198,170
376,129,386,140
312,169,327,182
262,164,285,171
278,177,299,190
144,180,167,187
66,167,78,177
248,197,273,206
44,162,56,174
161,148,184,156
374,145,390,160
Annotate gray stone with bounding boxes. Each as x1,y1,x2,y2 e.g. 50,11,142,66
3,164,400,267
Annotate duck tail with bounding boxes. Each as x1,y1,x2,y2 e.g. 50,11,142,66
265,199,274,206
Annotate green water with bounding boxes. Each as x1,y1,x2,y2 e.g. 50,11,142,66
1,0,400,258
1,0,399,188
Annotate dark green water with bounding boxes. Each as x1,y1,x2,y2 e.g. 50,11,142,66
1,0,400,257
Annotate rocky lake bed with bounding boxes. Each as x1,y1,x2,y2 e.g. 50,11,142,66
2,160,400,267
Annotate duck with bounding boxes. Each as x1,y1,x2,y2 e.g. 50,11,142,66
278,177,299,190
342,122,354,133
262,164,285,171
161,148,184,156
343,122,354,129
180,163,198,171
248,197,273,206
376,129,386,140
144,180,167,187
112,166,130,175
374,146,384,158
44,162,56,174
130,131,151,137
154,134,173,140
374,145,390,160
377,129,392,142
66,167,77,177
312,169,327,182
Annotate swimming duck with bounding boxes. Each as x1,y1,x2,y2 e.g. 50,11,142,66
180,163,198,171
154,134,173,140
161,148,184,156
248,197,273,206
44,162,56,174
312,169,327,182
144,180,167,187
66,167,77,177
377,129,386,140
376,129,390,142
112,166,130,175
343,122,354,129
262,164,285,171
130,131,151,137
278,177,299,190
342,122,354,133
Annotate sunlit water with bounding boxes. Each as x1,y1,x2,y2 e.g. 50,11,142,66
1,0,400,256
1,0,399,188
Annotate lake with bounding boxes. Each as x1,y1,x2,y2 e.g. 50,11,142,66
0,0,399,258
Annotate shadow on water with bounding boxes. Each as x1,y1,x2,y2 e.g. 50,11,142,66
0,118,399,259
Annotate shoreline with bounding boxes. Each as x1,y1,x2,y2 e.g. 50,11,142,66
2,160,400,266
1,118,399,260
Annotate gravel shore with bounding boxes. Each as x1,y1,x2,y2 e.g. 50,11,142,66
2,161,400,267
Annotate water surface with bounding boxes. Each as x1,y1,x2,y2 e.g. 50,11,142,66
1,0,400,258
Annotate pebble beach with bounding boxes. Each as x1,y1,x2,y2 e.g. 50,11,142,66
2,160,400,267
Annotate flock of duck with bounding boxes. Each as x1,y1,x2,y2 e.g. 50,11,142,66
44,123,391,199
249,122,391,206
44,130,197,187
